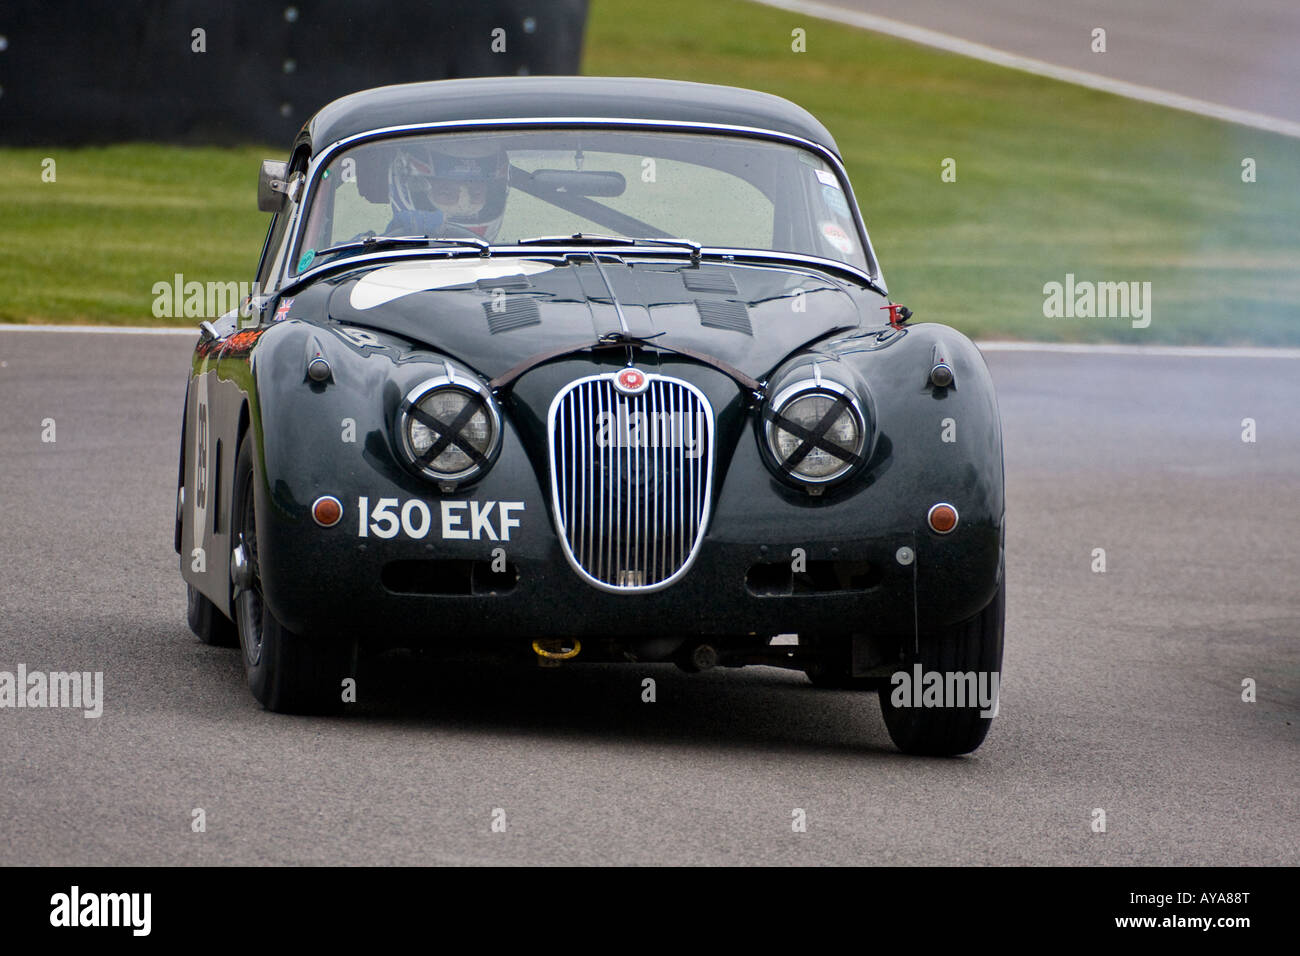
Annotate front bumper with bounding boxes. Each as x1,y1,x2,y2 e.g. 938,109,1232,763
259,519,924,646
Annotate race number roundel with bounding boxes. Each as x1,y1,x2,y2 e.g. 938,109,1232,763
614,367,649,395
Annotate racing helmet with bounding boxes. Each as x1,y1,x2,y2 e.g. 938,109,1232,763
389,139,510,241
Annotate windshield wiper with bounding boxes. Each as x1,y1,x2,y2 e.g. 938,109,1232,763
512,234,885,297
310,234,490,261
514,233,701,263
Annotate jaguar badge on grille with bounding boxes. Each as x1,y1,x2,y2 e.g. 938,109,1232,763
614,367,649,395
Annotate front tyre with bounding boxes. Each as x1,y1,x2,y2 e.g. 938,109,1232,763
878,578,1005,756
230,433,356,714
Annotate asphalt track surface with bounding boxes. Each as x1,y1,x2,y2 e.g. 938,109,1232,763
795,0,1300,127
0,329,1296,866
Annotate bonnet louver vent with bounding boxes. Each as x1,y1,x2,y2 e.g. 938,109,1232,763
696,299,752,335
476,275,533,291
681,269,738,295
483,298,541,333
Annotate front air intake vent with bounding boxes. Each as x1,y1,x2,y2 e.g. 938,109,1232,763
548,372,715,592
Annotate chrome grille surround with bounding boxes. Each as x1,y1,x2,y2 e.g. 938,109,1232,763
547,372,715,593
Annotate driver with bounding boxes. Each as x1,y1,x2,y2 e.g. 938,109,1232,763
386,141,510,241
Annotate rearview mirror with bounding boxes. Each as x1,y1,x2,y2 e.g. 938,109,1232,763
526,169,626,197
258,160,290,213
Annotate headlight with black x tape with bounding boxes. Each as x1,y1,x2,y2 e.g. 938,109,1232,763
396,369,502,490
762,376,869,490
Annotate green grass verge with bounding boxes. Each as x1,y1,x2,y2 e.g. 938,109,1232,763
583,0,1300,345
0,144,272,325
1,0,1296,343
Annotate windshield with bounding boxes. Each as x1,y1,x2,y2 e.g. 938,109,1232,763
293,128,872,275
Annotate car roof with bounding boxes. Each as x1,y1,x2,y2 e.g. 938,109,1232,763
304,76,840,157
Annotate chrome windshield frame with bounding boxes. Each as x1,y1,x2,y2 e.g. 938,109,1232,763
285,117,886,293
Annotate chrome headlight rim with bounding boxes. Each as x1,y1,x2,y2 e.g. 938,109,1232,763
763,378,868,486
397,373,502,486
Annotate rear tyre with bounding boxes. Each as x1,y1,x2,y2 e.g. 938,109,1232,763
187,584,238,647
231,433,356,715
878,578,1004,756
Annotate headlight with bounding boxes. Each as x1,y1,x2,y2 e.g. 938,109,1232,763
764,378,867,486
397,372,501,487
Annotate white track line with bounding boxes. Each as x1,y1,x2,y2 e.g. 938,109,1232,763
2,324,1296,358
754,0,1300,139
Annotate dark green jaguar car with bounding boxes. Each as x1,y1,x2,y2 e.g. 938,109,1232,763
176,76,1005,755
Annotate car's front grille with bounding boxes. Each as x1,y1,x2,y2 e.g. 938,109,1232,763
548,372,714,592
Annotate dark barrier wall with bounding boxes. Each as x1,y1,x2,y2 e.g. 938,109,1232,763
0,0,589,146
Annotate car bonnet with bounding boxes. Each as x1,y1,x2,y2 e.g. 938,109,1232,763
323,255,869,380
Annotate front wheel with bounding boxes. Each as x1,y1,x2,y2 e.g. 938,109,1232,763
230,433,356,714
878,579,1005,756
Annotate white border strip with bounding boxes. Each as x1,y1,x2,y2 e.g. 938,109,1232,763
0,324,198,335
754,0,1300,139
3,324,1297,358
977,341,1300,359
